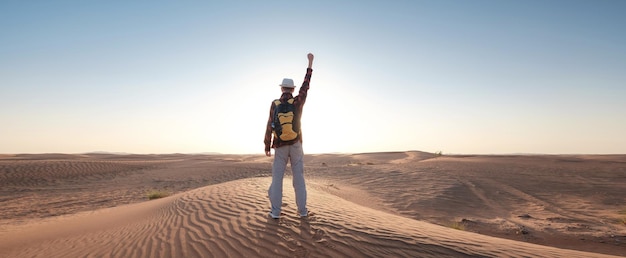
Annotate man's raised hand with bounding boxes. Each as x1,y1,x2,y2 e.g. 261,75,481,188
307,53,314,68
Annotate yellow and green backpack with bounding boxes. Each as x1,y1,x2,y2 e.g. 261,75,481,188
271,98,300,142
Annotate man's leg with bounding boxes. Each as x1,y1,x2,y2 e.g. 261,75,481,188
289,142,307,216
269,145,289,218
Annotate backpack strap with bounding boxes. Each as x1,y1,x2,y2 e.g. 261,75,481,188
274,98,295,105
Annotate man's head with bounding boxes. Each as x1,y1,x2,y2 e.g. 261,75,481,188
279,78,295,93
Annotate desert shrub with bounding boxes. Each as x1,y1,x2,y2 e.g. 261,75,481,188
147,190,170,200
449,221,465,230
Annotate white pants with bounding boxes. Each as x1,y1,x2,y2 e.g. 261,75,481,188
268,141,307,217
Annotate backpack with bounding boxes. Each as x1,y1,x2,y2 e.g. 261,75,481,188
272,98,299,142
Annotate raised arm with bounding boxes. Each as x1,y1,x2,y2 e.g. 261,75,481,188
296,53,314,102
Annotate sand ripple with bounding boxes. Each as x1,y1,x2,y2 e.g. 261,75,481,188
0,160,160,188
0,177,618,258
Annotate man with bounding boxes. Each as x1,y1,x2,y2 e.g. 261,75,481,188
264,53,314,219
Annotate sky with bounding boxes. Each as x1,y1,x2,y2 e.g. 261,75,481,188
1,1,625,155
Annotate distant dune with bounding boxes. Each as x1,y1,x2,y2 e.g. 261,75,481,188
1,152,624,257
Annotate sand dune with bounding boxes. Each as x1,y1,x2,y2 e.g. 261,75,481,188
0,152,625,257
0,177,620,258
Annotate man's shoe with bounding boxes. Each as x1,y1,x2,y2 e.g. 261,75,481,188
268,212,280,219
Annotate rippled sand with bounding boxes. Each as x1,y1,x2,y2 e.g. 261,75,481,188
1,152,624,257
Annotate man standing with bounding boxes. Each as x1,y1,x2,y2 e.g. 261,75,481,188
264,53,314,219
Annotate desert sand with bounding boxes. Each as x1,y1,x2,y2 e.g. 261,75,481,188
0,152,624,257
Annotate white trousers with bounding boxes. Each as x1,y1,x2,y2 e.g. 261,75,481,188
268,141,307,217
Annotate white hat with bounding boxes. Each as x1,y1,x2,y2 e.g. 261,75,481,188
279,78,295,88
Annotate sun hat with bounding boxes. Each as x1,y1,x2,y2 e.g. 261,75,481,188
279,78,295,88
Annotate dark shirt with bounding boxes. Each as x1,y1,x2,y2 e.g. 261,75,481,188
264,68,313,152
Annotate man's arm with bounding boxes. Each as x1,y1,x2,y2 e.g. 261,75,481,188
264,103,275,156
296,53,314,103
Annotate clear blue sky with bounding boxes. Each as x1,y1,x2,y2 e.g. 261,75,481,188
1,1,625,154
